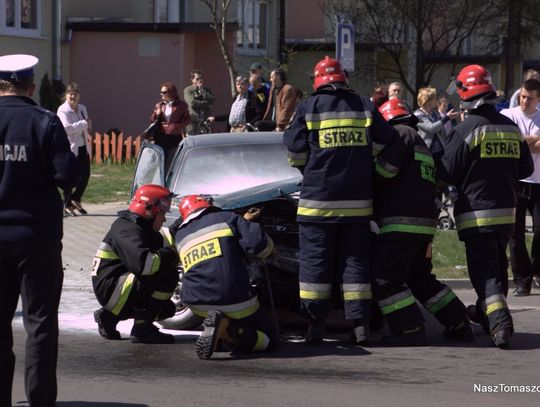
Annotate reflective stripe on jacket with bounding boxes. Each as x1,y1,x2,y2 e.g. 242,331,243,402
284,85,404,223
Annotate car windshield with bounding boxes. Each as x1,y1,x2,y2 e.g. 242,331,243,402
169,143,300,196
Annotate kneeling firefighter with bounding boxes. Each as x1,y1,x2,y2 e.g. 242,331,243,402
174,195,278,359
372,98,472,345
92,184,179,344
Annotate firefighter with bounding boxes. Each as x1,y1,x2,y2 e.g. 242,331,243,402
434,65,534,348
92,184,179,344
173,195,277,360
283,56,405,344
372,98,472,345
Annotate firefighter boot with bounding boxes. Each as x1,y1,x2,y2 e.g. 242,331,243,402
351,320,369,346
130,308,175,344
196,310,238,359
491,328,512,349
381,325,427,346
156,300,176,321
94,308,121,340
443,320,474,342
305,319,325,344
466,304,489,334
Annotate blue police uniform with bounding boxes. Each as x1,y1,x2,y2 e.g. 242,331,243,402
174,207,278,353
0,54,80,407
283,84,404,325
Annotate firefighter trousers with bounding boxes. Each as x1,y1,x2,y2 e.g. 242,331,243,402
95,265,179,321
372,239,467,334
464,232,513,334
298,222,372,323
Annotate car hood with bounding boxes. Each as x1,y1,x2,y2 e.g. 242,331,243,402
212,175,302,210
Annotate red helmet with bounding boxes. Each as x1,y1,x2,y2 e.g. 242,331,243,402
179,195,211,220
312,56,348,90
455,64,495,101
129,184,174,218
379,98,409,122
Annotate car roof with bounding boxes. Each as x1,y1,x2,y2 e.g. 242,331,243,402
180,131,283,149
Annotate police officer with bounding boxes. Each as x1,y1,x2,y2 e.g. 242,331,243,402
92,184,179,344
372,98,472,345
174,195,277,359
0,54,80,407
435,65,534,348
283,56,404,344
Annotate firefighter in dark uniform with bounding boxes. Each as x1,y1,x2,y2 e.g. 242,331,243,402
0,54,80,407
372,98,472,345
434,65,534,348
92,184,179,344
174,195,277,359
283,56,405,344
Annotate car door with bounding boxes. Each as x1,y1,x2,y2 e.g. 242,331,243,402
131,144,165,196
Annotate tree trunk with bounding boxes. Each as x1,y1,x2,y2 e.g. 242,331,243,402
504,0,521,97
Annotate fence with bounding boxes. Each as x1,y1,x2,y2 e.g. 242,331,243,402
90,132,143,164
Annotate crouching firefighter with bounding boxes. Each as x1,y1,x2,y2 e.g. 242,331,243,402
371,98,472,346
433,65,534,348
91,184,179,344
283,56,405,345
173,195,278,360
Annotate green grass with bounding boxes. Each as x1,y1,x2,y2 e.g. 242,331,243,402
432,229,532,279
84,162,136,204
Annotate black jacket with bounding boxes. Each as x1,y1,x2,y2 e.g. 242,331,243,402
92,210,177,305
436,103,534,238
374,124,438,241
0,95,79,242
174,208,273,309
284,85,405,223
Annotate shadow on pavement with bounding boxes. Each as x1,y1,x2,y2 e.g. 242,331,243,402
57,403,148,407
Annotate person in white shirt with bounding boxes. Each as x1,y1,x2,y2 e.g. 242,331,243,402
508,69,540,108
57,82,91,216
501,78,540,295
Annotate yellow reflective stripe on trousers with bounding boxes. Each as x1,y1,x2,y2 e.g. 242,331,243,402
484,294,508,315
188,296,260,320
378,290,416,315
297,198,373,218
424,287,456,314
342,283,372,300
141,252,160,276
252,331,270,351
299,282,332,300
105,273,135,316
455,208,515,232
151,290,173,300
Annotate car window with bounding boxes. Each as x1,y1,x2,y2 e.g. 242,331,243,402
169,143,299,196
132,145,164,194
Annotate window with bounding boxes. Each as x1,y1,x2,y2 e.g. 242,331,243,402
1,0,41,36
154,0,168,23
236,0,269,55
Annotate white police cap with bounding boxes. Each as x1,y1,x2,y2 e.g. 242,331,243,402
0,54,38,82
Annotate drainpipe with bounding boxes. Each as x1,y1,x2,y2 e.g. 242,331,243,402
278,0,285,65
52,0,62,82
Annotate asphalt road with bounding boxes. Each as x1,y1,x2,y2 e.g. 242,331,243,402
10,203,540,407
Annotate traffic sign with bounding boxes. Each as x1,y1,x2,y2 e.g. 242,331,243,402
336,22,355,72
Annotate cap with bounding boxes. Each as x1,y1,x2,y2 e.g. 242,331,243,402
250,62,263,71
0,54,38,82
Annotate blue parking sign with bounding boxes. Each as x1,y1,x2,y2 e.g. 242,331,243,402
336,22,355,72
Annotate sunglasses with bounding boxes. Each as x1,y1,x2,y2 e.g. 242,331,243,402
160,90,168,94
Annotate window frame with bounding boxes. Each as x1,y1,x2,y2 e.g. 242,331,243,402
0,0,42,38
236,0,269,56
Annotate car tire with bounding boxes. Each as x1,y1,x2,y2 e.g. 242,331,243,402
157,280,203,330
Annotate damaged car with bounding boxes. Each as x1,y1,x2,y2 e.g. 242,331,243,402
132,132,303,329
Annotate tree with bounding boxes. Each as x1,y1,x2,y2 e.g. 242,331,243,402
199,0,237,97
325,0,496,100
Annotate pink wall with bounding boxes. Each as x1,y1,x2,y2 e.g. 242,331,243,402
286,0,326,40
69,31,232,136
